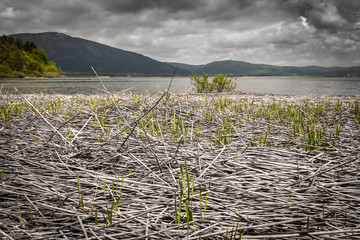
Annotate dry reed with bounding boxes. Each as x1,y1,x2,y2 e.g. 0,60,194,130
0,91,359,239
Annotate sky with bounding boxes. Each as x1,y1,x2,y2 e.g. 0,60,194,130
1,0,360,67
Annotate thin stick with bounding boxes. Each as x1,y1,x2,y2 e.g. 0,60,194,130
14,87,72,146
89,228,101,240
48,112,80,141
288,157,359,186
54,150,75,175
103,234,119,240
93,113,106,135
73,207,89,240
187,217,307,240
117,65,178,150
71,116,92,143
58,230,70,240
143,203,150,240
196,145,226,183
127,152,171,187
91,66,125,120
24,195,47,223
142,127,163,173
0,229,16,240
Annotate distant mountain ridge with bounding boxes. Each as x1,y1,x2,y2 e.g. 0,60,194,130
166,60,360,77
11,32,360,77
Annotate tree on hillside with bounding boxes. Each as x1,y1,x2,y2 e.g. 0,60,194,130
0,35,62,78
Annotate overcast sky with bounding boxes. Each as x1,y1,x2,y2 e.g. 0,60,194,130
1,0,360,67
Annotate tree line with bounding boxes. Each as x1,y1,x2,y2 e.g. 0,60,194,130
0,35,62,78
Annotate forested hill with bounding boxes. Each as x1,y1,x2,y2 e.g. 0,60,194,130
0,35,62,78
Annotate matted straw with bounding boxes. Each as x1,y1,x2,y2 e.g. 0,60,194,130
0,91,359,239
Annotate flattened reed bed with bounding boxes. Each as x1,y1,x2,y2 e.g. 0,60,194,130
1,92,360,239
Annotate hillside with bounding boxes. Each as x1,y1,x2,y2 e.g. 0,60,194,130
0,35,62,78
166,60,360,77
11,32,184,75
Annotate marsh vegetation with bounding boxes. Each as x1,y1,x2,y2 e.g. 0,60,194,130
1,91,360,239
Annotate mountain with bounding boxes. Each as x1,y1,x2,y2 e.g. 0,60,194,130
11,32,359,77
11,32,183,75
166,60,360,77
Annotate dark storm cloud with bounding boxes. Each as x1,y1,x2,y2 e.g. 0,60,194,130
1,0,360,67
91,0,207,13
0,0,96,32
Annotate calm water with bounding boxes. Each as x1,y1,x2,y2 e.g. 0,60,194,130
0,76,359,95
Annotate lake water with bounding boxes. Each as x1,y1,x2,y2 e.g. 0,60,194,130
0,76,359,95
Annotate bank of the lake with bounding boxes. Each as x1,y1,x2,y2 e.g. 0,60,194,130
1,92,359,239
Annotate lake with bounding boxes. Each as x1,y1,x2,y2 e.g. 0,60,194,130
0,76,359,95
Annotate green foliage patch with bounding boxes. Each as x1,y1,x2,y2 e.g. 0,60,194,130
0,35,62,78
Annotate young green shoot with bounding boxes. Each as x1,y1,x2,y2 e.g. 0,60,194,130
89,179,100,216
77,172,85,213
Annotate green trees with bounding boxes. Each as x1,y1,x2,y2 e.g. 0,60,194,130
190,72,237,93
0,35,62,78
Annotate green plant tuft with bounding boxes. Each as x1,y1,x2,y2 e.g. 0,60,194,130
190,72,236,93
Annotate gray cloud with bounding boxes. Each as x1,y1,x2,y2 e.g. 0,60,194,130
284,0,356,32
304,1,347,33
1,0,360,67
94,0,206,13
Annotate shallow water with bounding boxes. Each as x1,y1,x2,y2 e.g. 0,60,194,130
0,76,359,95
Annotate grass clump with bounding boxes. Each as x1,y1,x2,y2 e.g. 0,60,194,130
351,100,360,124
190,72,237,93
175,156,195,229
